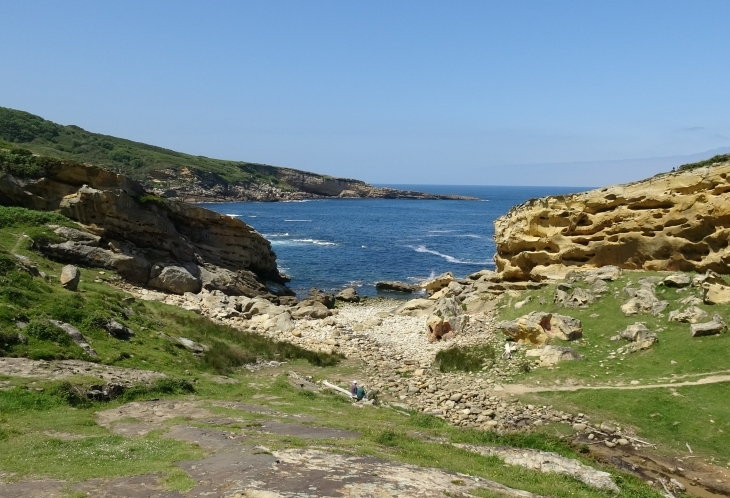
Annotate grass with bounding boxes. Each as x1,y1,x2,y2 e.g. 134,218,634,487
678,153,730,171
492,270,730,460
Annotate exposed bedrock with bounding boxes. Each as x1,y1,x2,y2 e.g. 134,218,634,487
494,160,730,280
0,162,289,299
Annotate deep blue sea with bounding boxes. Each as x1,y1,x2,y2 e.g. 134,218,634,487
199,185,589,297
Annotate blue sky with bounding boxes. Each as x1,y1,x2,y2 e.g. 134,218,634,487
1,1,729,186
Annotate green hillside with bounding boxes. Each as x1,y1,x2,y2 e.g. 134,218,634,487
0,106,290,188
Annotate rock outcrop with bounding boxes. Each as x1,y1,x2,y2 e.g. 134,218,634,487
0,162,289,299
494,159,730,280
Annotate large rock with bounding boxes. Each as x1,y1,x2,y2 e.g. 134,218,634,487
668,306,708,324
496,312,582,345
53,226,100,246
375,281,416,293
703,282,730,305
662,273,691,288
613,322,658,352
395,298,434,316
620,284,668,316
691,313,727,337
420,272,454,296
336,287,360,302
525,345,584,366
493,159,730,280
59,265,80,290
291,301,332,319
307,288,335,309
148,263,202,295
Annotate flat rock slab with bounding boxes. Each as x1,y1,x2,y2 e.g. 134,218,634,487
249,420,358,439
0,357,165,385
164,425,244,450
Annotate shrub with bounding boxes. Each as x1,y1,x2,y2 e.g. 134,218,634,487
434,344,495,373
24,320,71,345
0,206,72,228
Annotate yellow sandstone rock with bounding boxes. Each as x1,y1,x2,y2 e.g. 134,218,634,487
494,159,730,280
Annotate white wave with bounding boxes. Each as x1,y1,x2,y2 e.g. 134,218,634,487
427,230,456,233
293,238,338,246
284,219,312,222
456,234,484,239
264,233,290,238
249,215,257,218
408,245,493,265
225,213,241,217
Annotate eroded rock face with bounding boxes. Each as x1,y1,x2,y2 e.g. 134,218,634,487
493,160,730,280
0,162,285,298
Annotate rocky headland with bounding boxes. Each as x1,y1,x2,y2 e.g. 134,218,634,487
494,157,730,281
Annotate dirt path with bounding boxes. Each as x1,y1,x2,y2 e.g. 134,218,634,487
501,374,730,394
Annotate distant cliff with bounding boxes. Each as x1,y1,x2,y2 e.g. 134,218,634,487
493,157,730,280
0,107,473,202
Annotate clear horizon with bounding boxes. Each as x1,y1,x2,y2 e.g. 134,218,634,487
2,1,729,187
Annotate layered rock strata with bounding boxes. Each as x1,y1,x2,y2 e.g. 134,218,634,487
494,160,730,280
0,162,288,299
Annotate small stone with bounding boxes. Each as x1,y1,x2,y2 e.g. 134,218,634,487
587,433,595,440
60,265,81,290
617,438,629,446
572,423,587,432
604,441,616,448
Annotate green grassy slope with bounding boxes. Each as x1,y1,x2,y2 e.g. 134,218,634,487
0,106,293,188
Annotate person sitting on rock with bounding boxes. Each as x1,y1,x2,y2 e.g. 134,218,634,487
350,381,358,398
356,384,366,401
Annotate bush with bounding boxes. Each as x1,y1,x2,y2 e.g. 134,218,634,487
48,381,90,408
434,344,495,373
121,377,195,402
25,320,71,345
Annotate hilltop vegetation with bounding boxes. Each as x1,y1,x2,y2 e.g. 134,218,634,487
0,106,291,189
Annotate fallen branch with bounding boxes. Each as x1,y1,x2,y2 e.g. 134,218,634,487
622,435,657,448
659,478,676,498
322,380,353,399
686,442,693,454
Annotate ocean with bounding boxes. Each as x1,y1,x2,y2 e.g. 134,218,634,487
199,185,588,297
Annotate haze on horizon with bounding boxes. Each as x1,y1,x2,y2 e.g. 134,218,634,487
1,1,729,188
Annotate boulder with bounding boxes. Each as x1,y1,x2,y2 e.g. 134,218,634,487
662,273,691,288
395,298,434,316
291,301,332,319
41,240,152,284
429,281,464,300
60,265,81,290
703,282,730,305
691,313,727,337
148,263,202,295
336,287,360,302
263,311,295,333
496,312,549,346
49,320,97,357
426,314,452,343
557,287,595,307
668,306,708,324
548,314,584,341
420,272,454,296
375,281,416,293
526,345,584,366
615,322,658,352
308,288,336,309
589,279,609,295
620,285,668,316
103,319,135,339
177,337,208,353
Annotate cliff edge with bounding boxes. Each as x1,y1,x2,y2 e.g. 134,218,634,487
494,158,730,280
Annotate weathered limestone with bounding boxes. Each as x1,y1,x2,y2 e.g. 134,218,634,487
691,313,727,337
496,312,582,345
493,159,730,280
335,287,360,302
